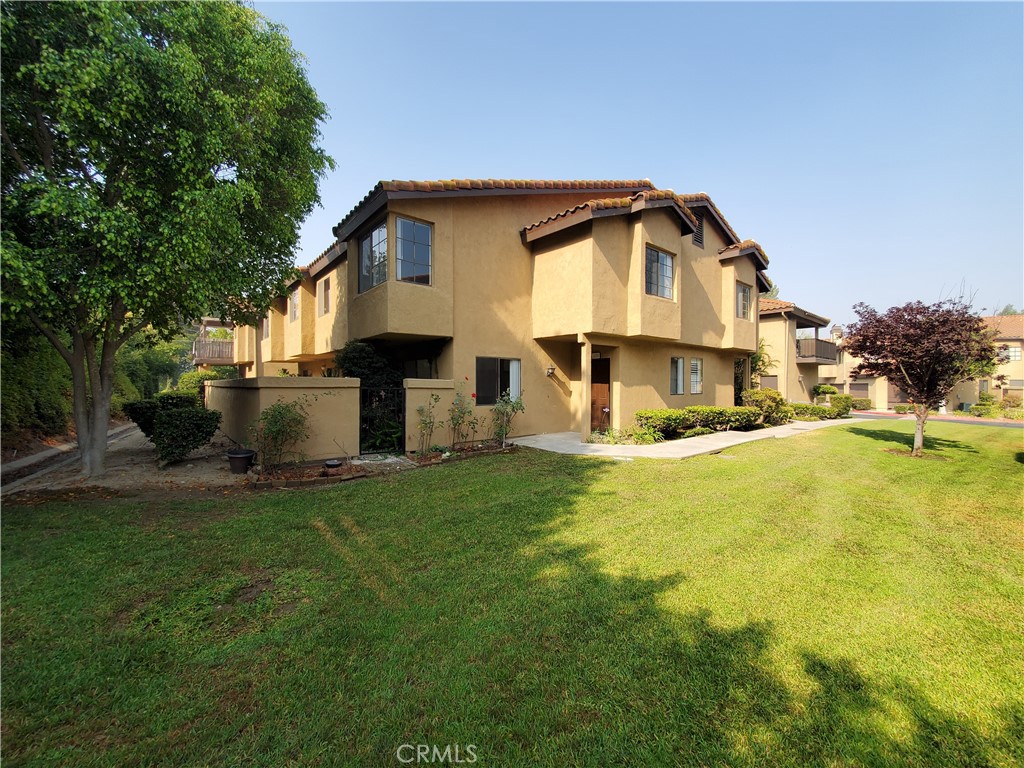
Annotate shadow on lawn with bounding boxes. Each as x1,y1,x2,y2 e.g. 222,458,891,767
1,451,1013,766
845,427,979,454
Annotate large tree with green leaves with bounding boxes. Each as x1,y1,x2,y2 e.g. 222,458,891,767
845,299,1005,457
1,1,332,475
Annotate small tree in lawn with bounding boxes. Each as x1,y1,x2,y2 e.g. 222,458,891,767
844,300,1006,457
1,2,332,476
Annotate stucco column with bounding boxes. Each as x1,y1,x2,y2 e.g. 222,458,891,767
579,333,592,442
254,325,264,377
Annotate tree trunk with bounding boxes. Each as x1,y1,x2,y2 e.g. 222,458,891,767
912,404,929,457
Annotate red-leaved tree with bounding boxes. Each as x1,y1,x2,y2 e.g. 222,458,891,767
844,300,1006,456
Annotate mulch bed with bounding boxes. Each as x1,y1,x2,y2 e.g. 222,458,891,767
408,443,515,466
251,463,366,490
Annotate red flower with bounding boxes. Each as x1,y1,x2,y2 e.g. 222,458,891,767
471,393,476,398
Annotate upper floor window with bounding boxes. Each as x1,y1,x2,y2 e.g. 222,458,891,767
289,288,299,322
317,276,331,316
1007,346,1022,361
736,282,752,320
670,357,685,395
261,316,270,339
645,246,673,300
692,212,704,248
396,217,432,285
690,357,703,394
359,222,387,293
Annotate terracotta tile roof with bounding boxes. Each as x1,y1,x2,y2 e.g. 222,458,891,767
678,192,741,244
983,314,1024,339
334,178,657,238
719,239,769,267
522,189,699,237
758,298,794,312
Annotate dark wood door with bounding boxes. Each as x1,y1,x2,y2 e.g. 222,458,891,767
591,358,610,431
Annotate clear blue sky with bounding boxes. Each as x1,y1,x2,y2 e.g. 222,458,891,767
255,1,1023,326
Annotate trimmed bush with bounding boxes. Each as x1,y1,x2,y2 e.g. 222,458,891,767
893,404,912,414
682,427,715,439
177,370,221,392
851,398,872,411
791,403,840,420
741,389,794,426
124,391,202,439
1000,394,1022,410
152,407,221,463
634,406,761,438
831,394,853,416
811,384,838,398
155,390,200,409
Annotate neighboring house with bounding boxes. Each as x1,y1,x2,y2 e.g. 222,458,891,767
757,298,838,403
813,313,1023,412
231,178,771,440
978,314,1024,401
191,317,235,372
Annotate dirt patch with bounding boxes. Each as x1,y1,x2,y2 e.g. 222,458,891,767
3,428,249,504
882,448,949,461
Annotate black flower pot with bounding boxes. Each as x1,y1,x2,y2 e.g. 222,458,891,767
226,448,256,474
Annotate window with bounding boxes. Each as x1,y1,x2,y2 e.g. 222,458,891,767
317,276,331,316
692,212,704,248
1008,346,1022,361
261,316,270,339
690,357,703,394
645,246,673,299
359,222,387,293
670,357,685,395
396,217,431,285
289,288,299,322
736,283,752,320
475,357,521,406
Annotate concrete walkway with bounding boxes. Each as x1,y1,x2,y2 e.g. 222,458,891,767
511,418,869,460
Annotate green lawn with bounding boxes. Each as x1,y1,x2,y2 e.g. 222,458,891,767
2,420,1022,767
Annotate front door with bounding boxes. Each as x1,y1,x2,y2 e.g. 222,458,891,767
591,358,611,432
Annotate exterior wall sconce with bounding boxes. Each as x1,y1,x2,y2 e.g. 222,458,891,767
546,365,556,377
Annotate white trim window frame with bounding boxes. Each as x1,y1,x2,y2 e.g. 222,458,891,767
645,245,674,300
317,276,331,317
359,221,388,294
736,282,752,320
690,357,704,395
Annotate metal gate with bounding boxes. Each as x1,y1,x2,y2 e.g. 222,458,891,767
359,387,405,454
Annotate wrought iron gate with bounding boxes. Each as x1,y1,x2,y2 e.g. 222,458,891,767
359,387,405,454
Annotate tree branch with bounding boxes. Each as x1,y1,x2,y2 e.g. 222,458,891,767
0,122,31,175
26,309,73,366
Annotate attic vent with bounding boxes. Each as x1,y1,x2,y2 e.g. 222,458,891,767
693,212,704,248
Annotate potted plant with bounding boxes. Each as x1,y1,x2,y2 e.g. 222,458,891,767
226,445,257,474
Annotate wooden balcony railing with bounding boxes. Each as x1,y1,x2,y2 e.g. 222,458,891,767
192,338,234,365
795,338,838,363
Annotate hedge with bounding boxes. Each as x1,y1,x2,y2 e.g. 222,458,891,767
791,403,840,420
153,407,221,463
176,370,222,393
851,398,872,410
741,389,794,426
634,406,760,438
831,394,853,416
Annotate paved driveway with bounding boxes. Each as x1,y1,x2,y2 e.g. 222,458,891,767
511,418,871,460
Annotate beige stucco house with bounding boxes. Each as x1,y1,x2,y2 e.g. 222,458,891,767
757,298,838,404
226,178,771,447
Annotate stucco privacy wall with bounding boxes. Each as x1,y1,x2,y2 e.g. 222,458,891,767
207,377,360,461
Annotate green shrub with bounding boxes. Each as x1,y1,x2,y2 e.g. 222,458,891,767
634,409,692,437
1001,407,1023,421
977,391,997,406
248,399,311,469
812,384,838,398
682,427,715,439
969,405,999,418
152,407,221,463
0,329,72,437
634,406,760,437
831,394,853,416
124,392,201,438
589,424,663,445
155,390,199,409
177,370,221,392
1000,394,1022,410
893,404,912,414
851,398,872,411
791,403,840,420
741,389,793,426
